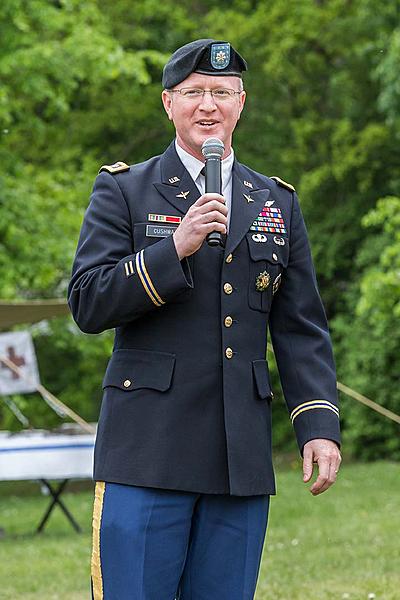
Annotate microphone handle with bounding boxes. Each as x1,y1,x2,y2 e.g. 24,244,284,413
205,156,224,247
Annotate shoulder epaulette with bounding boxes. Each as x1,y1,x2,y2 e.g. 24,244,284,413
99,161,130,175
270,176,295,193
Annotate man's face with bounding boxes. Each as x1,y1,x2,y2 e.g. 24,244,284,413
162,72,246,160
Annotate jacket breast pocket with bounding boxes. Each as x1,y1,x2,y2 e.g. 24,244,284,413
102,348,176,394
246,233,289,312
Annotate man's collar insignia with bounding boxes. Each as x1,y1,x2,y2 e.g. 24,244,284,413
176,190,190,199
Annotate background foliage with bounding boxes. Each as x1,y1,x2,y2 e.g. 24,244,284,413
0,0,399,457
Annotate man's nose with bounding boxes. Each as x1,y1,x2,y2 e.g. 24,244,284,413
199,91,217,110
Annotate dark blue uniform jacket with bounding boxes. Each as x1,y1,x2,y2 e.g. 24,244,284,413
68,141,341,496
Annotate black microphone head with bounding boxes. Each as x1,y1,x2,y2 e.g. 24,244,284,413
201,138,225,159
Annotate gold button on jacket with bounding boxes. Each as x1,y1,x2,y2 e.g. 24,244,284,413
223,283,233,294
225,347,233,359
224,316,233,327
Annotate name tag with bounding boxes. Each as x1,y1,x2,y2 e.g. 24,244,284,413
146,224,177,238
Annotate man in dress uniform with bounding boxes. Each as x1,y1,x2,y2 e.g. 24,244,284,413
68,39,342,600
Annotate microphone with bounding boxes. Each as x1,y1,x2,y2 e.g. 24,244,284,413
201,137,225,247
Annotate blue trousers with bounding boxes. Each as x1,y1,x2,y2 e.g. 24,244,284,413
91,482,270,600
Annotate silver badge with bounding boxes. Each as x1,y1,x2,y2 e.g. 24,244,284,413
176,190,190,199
168,176,180,184
252,233,267,243
273,273,282,295
273,236,285,246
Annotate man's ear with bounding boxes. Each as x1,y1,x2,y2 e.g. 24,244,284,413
161,90,173,121
237,90,246,120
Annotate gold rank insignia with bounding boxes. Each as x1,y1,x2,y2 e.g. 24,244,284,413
255,271,271,292
99,161,130,174
270,176,295,192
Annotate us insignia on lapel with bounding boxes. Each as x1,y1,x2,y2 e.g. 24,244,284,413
168,176,180,184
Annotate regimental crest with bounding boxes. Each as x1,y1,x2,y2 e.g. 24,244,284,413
211,43,230,70
255,271,271,292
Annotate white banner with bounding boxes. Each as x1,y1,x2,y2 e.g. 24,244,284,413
0,331,40,395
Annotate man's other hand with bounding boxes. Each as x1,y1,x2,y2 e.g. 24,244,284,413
302,438,342,495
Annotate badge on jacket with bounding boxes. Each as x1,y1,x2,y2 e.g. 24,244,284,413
255,271,271,292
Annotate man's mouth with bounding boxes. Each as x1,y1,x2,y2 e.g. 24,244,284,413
196,120,218,127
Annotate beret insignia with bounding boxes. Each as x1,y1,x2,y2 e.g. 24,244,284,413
99,161,130,175
211,43,230,69
270,176,295,193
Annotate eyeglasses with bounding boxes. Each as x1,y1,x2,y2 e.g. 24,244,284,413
169,87,242,100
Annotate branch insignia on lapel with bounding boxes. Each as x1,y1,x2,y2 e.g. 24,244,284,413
176,190,190,199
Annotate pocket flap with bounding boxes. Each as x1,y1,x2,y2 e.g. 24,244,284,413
246,233,289,266
102,348,176,392
252,359,273,400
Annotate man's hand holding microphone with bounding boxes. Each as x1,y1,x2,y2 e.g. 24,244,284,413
173,138,227,260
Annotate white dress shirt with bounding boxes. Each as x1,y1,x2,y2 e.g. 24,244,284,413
175,140,234,232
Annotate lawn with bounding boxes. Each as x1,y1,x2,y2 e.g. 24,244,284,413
0,461,398,599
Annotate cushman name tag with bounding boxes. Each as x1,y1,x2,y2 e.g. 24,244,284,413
146,224,177,238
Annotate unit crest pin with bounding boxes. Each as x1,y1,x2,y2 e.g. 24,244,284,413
255,271,271,292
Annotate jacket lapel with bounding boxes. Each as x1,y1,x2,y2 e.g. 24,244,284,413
224,162,271,258
153,142,201,215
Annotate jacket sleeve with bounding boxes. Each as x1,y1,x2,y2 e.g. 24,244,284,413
67,171,193,334
268,192,341,455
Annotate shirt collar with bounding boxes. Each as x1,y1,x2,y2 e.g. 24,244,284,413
175,139,234,185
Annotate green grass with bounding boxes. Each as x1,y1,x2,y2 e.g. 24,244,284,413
0,461,398,599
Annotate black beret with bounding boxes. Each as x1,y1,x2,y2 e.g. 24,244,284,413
162,39,247,89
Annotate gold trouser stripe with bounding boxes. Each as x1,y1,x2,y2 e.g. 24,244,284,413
91,481,105,600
